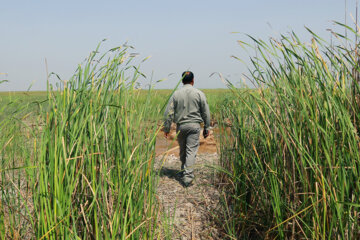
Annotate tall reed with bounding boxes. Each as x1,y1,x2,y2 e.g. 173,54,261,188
33,43,160,239
0,90,38,239
218,25,360,239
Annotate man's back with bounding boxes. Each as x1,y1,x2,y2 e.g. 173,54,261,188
163,84,210,133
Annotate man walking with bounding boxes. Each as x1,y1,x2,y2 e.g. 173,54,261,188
163,71,210,187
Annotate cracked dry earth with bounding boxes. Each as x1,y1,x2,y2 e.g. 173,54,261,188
155,127,224,239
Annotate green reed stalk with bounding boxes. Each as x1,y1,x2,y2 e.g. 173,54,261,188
219,24,360,239
0,91,40,239
33,44,160,239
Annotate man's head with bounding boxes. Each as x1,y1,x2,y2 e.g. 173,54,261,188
182,71,194,85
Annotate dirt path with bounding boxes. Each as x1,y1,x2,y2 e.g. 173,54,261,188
155,127,224,239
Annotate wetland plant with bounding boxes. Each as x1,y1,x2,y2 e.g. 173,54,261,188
218,25,360,239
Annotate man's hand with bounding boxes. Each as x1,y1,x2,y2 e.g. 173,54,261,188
164,132,169,139
203,129,209,139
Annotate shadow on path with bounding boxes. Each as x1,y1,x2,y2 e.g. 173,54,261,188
158,167,183,185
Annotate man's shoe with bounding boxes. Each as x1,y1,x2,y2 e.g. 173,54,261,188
182,180,193,188
181,175,194,187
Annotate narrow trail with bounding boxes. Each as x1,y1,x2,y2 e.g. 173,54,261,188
155,127,224,239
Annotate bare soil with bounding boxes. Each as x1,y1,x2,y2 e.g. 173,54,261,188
155,126,224,239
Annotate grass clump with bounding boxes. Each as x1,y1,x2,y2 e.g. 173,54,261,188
31,43,160,239
218,25,360,239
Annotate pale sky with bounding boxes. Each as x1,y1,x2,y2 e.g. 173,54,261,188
0,0,358,91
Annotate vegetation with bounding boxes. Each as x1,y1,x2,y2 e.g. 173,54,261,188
218,24,360,239
0,44,165,239
3,23,360,240
0,41,227,239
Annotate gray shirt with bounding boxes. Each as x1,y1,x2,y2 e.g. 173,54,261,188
163,84,210,133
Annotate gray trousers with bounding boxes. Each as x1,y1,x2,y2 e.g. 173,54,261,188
176,123,200,184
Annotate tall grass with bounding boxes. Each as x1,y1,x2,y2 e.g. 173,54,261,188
29,43,160,239
0,86,41,239
218,25,360,239
0,43,168,239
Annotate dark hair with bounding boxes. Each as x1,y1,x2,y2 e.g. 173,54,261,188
182,71,194,84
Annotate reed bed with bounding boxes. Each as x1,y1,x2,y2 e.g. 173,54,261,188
1,43,163,239
33,44,162,239
0,88,39,239
218,25,360,239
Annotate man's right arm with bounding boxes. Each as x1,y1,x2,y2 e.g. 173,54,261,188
200,92,210,137
163,95,175,134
